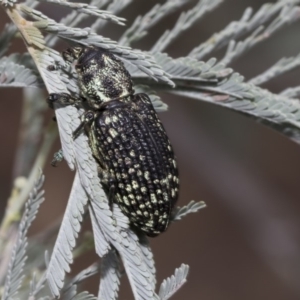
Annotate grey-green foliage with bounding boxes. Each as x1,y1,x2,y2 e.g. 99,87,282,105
98,250,120,300
158,264,190,300
2,0,300,299
0,54,40,87
2,172,45,300
172,201,206,222
151,0,223,53
119,0,190,47
62,262,100,299
249,53,300,86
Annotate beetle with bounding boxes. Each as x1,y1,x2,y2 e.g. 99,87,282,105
48,46,179,236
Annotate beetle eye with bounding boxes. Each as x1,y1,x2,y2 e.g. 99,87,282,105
85,112,94,120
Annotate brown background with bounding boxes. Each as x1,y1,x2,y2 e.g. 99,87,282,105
2,0,300,299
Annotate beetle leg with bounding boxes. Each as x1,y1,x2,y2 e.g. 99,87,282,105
47,93,81,109
51,149,64,167
72,110,95,139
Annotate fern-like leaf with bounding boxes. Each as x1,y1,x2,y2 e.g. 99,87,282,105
249,53,300,86
189,0,292,60
2,172,45,300
0,54,40,88
119,0,190,46
90,0,132,31
109,204,157,300
98,249,121,300
280,86,300,99
172,201,206,222
29,272,47,299
45,0,111,47
172,73,300,143
153,53,232,83
220,5,300,66
46,174,89,297
138,235,156,291
158,264,189,300
88,201,111,258
62,262,100,300
35,0,125,25
151,0,223,53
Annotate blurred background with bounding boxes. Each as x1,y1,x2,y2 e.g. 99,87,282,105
2,0,300,299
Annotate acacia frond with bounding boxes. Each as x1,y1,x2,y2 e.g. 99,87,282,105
138,235,156,291
172,201,206,222
220,4,300,66
249,53,300,86
63,263,100,299
158,264,189,300
36,0,125,25
89,202,111,258
129,54,232,90
46,174,89,297
119,0,190,46
280,86,300,99
2,173,45,300
45,0,114,47
172,74,300,143
90,0,132,31
151,0,223,53
30,275,47,299
189,0,295,60
130,51,300,143
0,54,40,88
98,249,121,300
109,204,157,300
154,53,232,83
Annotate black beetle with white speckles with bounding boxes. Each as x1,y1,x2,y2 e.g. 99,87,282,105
49,46,179,237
